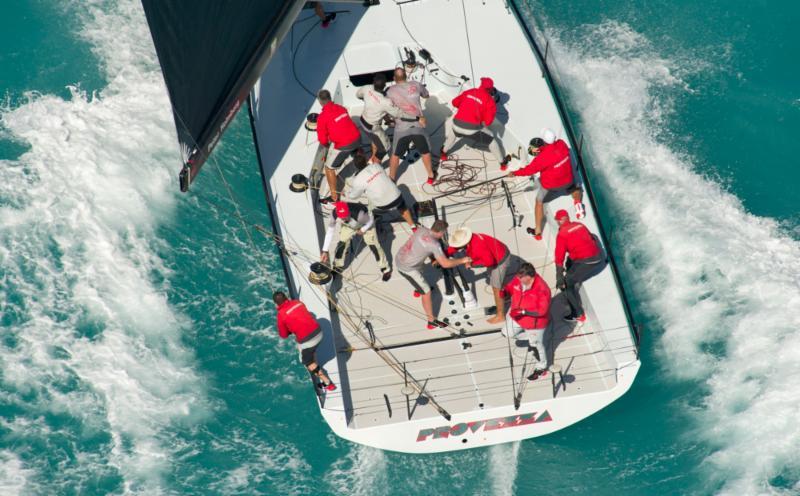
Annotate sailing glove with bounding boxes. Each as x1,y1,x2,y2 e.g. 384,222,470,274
556,266,566,290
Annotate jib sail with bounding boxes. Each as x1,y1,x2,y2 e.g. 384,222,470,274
141,0,304,191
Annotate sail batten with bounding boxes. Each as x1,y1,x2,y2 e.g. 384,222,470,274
141,0,304,191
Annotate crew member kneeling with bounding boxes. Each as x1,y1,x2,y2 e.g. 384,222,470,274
447,227,511,324
321,201,391,281
553,210,606,324
274,291,336,391
503,263,551,377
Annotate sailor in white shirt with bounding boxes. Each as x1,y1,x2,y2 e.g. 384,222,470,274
355,73,401,164
321,201,391,281
346,154,416,228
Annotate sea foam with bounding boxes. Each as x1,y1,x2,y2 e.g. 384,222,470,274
539,18,800,495
0,0,206,492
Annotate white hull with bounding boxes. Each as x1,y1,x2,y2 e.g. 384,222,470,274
250,0,639,453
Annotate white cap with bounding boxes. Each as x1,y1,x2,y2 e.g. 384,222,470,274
541,128,556,144
449,227,473,248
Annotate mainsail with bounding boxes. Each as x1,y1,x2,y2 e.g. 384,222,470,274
141,0,304,191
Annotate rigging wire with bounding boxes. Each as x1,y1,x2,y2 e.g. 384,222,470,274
291,18,321,97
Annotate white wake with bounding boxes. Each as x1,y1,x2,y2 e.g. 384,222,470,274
538,19,800,494
0,0,206,493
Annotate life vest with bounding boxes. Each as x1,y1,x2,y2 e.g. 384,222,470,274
503,275,551,329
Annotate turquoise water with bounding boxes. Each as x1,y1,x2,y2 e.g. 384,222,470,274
1,1,798,494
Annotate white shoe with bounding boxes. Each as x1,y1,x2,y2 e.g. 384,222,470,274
574,201,586,219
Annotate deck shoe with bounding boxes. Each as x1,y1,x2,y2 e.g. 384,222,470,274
325,382,337,391
321,13,336,28
381,269,392,282
439,149,448,162
500,154,512,171
575,314,587,323
426,319,448,330
527,369,548,381
525,227,542,240
413,290,422,298
574,200,586,219
426,173,437,186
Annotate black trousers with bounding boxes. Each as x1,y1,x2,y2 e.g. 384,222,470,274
565,256,607,316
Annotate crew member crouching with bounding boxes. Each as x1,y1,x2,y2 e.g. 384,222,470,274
395,220,471,330
346,154,416,229
509,128,585,239
440,77,511,170
321,201,391,281
553,210,606,324
503,262,551,378
447,227,511,324
274,291,336,391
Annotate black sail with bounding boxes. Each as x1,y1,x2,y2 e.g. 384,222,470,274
141,0,304,191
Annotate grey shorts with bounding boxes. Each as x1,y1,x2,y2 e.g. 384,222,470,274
487,252,511,289
393,121,431,157
325,139,361,170
398,267,431,294
536,178,578,203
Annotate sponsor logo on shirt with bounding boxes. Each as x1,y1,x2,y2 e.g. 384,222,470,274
553,156,569,169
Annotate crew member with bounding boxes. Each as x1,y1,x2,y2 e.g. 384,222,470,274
502,263,551,378
317,89,362,201
446,227,510,324
274,291,336,391
356,73,401,164
386,68,436,184
346,154,416,229
395,220,471,329
553,210,606,324
440,77,511,169
509,129,585,239
309,2,336,28
321,201,391,281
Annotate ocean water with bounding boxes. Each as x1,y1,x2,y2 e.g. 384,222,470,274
1,0,798,495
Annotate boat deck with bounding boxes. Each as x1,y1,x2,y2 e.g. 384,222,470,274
317,99,617,429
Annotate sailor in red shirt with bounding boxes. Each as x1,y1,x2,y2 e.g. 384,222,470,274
509,129,586,240
553,210,606,325
503,263,551,376
273,291,336,391
447,227,511,324
316,89,363,201
440,77,511,170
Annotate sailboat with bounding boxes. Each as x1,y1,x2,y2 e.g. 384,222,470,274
142,0,640,453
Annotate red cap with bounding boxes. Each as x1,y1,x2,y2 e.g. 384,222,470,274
334,202,350,219
554,209,570,220
480,77,494,90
